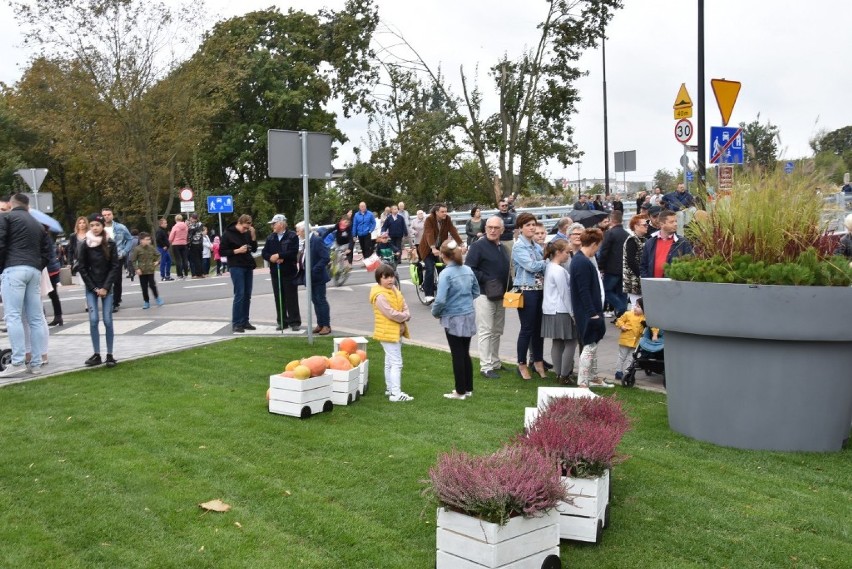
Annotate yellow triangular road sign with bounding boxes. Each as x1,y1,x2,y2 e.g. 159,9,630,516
673,83,692,109
711,79,741,126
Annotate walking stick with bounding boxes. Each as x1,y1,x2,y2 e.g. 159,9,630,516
277,264,284,334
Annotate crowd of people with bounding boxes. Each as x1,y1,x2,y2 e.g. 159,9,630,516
370,192,705,402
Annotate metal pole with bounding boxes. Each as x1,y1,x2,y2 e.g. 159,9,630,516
218,213,223,240
602,30,610,198
577,160,581,194
30,169,40,211
697,0,706,187
301,131,313,344
682,144,688,189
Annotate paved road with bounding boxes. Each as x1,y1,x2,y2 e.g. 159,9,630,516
1,264,666,393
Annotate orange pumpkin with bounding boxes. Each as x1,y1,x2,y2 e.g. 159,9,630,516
339,338,358,355
356,349,367,361
281,371,296,378
328,354,353,371
266,388,271,401
301,355,328,377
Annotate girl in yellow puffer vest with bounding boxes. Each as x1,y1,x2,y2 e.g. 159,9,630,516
369,264,412,402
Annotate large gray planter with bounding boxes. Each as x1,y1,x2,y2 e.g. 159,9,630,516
641,278,852,452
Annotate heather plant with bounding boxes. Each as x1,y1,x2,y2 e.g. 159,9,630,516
424,445,567,526
519,396,631,478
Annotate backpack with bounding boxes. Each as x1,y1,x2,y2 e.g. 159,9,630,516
189,224,203,246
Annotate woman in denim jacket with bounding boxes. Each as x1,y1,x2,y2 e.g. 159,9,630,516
511,212,548,380
431,239,480,400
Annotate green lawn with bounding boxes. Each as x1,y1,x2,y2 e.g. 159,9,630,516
0,338,849,568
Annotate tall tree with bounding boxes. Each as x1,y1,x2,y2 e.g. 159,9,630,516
11,0,208,229
186,1,378,224
380,0,622,199
740,114,780,172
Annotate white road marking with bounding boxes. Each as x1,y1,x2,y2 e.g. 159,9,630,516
56,320,154,335
144,320,230,335
184,283,228,289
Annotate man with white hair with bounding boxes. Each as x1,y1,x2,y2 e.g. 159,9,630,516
0,193,53,377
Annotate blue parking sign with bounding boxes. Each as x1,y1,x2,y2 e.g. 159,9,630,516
207,195,234,214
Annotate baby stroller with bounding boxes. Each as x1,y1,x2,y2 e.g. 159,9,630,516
621,325,665,388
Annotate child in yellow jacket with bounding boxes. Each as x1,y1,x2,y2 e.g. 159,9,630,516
369,264,412,402
614,299,647,380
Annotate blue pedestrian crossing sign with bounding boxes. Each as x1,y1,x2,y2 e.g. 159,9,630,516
686,170,694,182
709,126,744,164
207,195,234,214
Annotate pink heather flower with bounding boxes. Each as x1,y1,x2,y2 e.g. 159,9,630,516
425,445,568,526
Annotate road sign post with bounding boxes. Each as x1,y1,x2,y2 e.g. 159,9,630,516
16,168,49,211
268,129,333,343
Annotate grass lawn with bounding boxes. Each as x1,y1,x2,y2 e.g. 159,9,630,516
0,338,849,568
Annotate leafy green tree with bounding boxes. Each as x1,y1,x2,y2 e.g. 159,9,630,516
740,114,780,172
653,168,677,192
186,2,379,225
811,125,852,155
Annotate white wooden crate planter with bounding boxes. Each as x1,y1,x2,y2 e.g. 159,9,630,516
524,407,539,433
333,336,368,354
330,367,360,406
556,469,610,543
536,386,597,410
268,373,333,418
436,508,561,569
357,360,369,395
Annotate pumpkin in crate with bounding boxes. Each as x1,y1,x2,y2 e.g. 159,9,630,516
348,353,362,367
339,337,358,355
292,365,312,380
266,388,271,401
300,355,328,377
280,371,296,378
284,360,301,372
328,355,353,371
356,349,367,361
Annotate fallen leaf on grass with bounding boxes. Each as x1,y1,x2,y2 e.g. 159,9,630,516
199,499,231,513
234,522,242,529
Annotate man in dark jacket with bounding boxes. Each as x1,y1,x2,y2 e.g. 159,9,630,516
640,209,694,279
220,214,258,333
155,218,173,281
0,193,53,376
597,210,629,318
495,199,517,254
381,204,408,262
261,214,301,332
465,216,511,378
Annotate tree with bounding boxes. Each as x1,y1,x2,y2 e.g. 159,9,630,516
811,125,852,155
186,2,379,224
11,0,212,229
652,168,677,192
379,0,622,200
740,114,780,172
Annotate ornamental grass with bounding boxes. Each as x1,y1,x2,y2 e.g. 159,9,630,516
424,445,567,526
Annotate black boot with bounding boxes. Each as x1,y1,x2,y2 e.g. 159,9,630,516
48,317,63,327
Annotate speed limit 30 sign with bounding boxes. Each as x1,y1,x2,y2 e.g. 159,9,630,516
674,119,693,144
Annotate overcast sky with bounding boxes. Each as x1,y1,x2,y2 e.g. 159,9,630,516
2,0,851,186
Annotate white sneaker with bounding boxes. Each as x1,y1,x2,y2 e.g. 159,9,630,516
384,389,392,397
465,392,473,397
26,364,42,375
389,393,413,402
443,391,467,400
0,363,27,378
588,379,615,388
424,296,435,304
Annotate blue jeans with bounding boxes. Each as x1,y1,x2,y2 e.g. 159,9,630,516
230,266,253,327
158,246,172,278
602,273,628,317
85,289,114,355
1,265,45,366
423,253,438,296
516,289,544,363
311,280,330,327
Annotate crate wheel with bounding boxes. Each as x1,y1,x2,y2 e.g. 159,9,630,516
300,406,312,419
541,554,561,569
347,393,353,405
594,518,603,544
323,400,334,413
603,503,611,529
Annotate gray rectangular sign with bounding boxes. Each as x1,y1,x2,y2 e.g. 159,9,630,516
614,150,636,173
268,129,333,180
